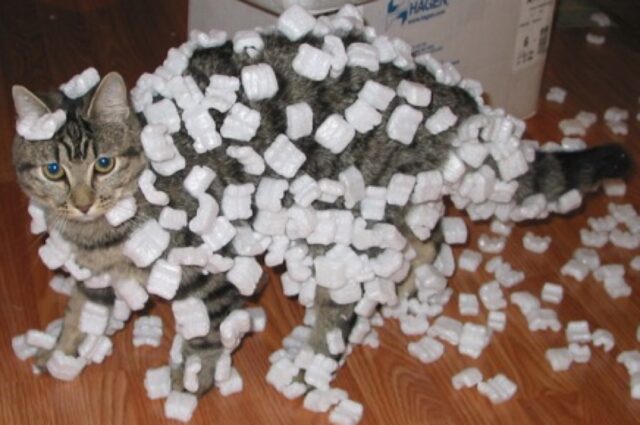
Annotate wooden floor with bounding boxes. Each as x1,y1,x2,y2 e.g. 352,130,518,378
1,1,640,424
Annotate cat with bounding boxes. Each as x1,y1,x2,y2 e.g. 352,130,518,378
11,5,632,422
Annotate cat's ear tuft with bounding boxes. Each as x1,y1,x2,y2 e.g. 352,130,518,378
88,72,130,123
12,85,51,121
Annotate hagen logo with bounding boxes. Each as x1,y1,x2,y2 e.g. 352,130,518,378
386,0,449,28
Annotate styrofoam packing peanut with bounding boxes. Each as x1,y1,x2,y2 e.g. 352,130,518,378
478,281,507,310
399,313,429,336
138,169,169,206
216,366,243,396
78,334,112,364
458,323,492,359
151,153,186,177
588,215,617,232
123,219,170,267
573,111,597,129
304,388,348,413
477,234,506,254
522,232,551,254
220,103,261,142
408,336,444,363
226,256,263,296
561,137,587,151
509,291,540,316
219,309,251,350
232,30,263,58
391,37,415,71
484,256,504,274
490,181,518,204
200,217,236,253
546,347,573,371
112,298,131,321
241,63,279,102
457,140,489,169
169,335,184,365
496,150,528,181
608,202,638,224
607,120,628,136
348,317,372,344
328,398,364,425
344,99,382,134
590,11,611,27
338,166,366,209
477,374,517,404
105,317,125,336
293,43,333,81
397,80,431,107
427,316,463,346
183,165,216,198
414,263,447,294
558,118,586,137
631,373,640,400
157,207,187,231
322,35,348,78
38,230,72,270
144,100,180,134
440,217,467,245
221,183,255,220
486,310,506,332
561,259,590,282
441,152,466,183
406,202,444,241
202,88,236,113
459,78,484,100
527,308,562,332
458,293,480,316
167,75,203,110
261,136,305,180
541,282,563,304
346,42,379,72
164,391,198,423
63,256,91,281
12,334,38,361
618,351,640,375
206,74,239,94
610,228,640,249
330,280,362,305
411,170,443,203
60,67,99,98
172,297,210,340
631,256,640,271
16,109,66,140
358,80,395,111
276,4,316,41
288,174,320,208
78,301,109,336
565,321,591,344
162,46,189,75
516,194,547,220
314,114,356,154
416,53,445,82
590,328,615,352
144,366,171,400
304,353,338,391
360,186,387,221
602,179,626,197
46,350,87,381
569,343,591,364
317,179,344,204
233,226,271,257
49,274,75,295
371,35,396,63
580,228,608,248
24,329,56,350
545,86,567,103
187,194,218,235
434,244,455,278
254,178,288,213
285,102,313,140
133,315,163,347
603,276,632,299
452,367,483,390
27,201,47,235
227,145,265,175
264,235,289,267
459,165,497,204
458,249,482,272
425,106,457,135
604,106,629,122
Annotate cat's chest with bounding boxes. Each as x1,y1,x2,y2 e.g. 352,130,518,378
75,243,135,276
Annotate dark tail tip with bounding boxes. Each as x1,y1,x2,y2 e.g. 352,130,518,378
589,143,634,181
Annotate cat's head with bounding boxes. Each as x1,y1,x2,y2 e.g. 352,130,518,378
12,72,146,226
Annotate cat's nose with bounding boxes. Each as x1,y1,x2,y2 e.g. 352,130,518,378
76,203,92,214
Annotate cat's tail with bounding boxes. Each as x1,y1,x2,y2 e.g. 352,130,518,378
514,143,633,203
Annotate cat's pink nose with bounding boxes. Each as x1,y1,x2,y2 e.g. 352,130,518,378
76,203,92,214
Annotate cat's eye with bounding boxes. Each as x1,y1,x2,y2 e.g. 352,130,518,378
94,156,116,174
42,162,65,181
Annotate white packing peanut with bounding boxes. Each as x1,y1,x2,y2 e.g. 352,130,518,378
264,134,307,178
122,219,170,267
541,282,563,304
145,366,172,400
452,367,483,390
286,102,314,140
183,165,216,198
277,5,316,40
425,106,457,134
226,145,265,175
346,42,379,72
159,207,188,231
172,297,210,340
164,391,198,423
292,43,333,81
241,63,279,101
315,114,355,154
60,67,100,99
133,315,163,347
345,99,382,134
523,232,551,253
233,30,264,58
408,336,444,363
220,103,261,142
358,80,395,111
138,169,169,206
386,104,424,145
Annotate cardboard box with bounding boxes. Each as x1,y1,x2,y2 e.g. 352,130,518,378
189,0,556,118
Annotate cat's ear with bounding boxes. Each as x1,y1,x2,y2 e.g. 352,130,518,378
88,72,130,123
12,85,51,120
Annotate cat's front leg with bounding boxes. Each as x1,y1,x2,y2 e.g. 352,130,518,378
34,282,115,377
168,273,245,397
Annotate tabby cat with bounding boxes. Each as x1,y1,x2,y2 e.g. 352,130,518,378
11,6,631,421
